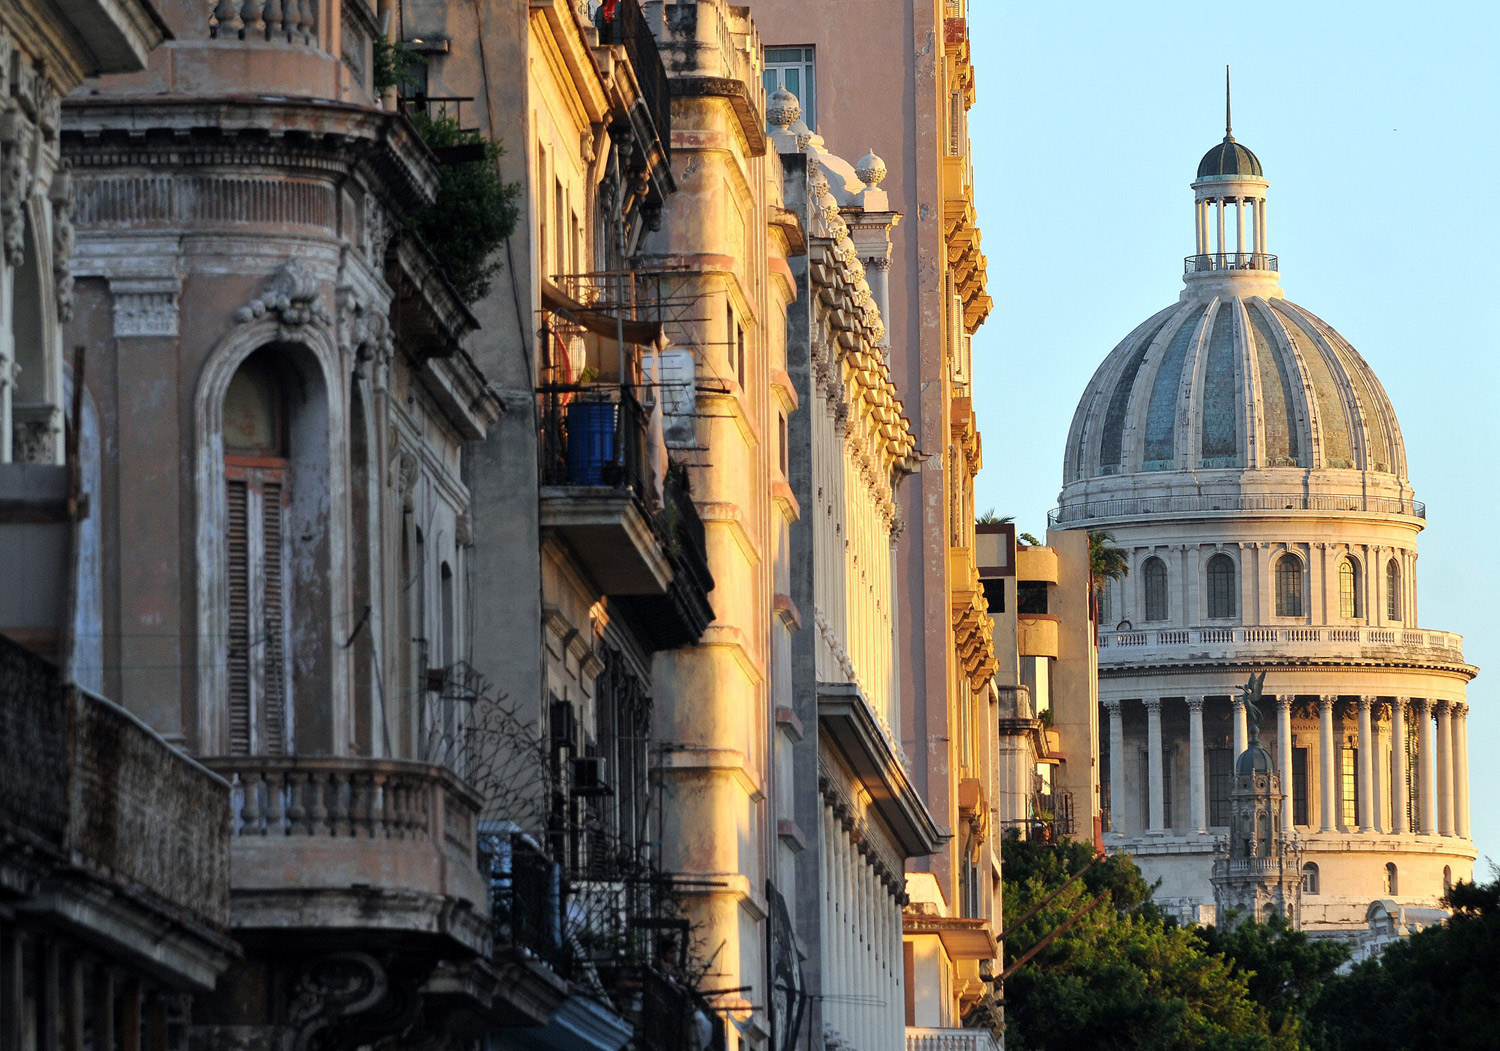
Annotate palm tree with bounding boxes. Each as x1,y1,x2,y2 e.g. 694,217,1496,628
1088,530,1129,628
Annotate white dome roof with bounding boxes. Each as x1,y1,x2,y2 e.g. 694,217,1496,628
1063,294,1407,485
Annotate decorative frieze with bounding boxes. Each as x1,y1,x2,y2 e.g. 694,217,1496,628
110,277,181,337
74,174,336,230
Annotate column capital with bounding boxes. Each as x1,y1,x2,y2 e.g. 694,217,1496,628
1186,695,1206,713
1435,699,1452,716
1144,698,1163,715
1318,695,1337,712
1275,694,1293,711
1231,694,1246,710
1357,695,1375,711
1102,698,1122,714
1453,702,1469,718
1413,697,1434,714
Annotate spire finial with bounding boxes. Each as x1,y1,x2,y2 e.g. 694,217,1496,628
1225,65,1234,142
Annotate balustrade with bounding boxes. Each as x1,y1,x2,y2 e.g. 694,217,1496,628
1097,624,1465,663
210,0,318,44
906,1028,1001,1051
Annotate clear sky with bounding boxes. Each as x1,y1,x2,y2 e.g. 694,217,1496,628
966,1,1500,867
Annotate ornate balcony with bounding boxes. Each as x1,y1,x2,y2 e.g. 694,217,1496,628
1185,251,1279,273
0,635,234,989
202,756,489,954
1097,624,1468,671
907,1028,1002,1051
1050,491,1425,526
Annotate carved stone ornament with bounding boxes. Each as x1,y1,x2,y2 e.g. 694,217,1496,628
454,512,473,548
234,258,333,327
287,951,424,1051
0,112,35,268
854,149,888,189
49,170,74,322
765,86,801,131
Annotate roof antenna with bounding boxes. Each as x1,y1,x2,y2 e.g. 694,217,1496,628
1225,64,1234,142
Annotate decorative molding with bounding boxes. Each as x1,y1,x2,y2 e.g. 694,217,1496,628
110,277,182,338
234,259,333,326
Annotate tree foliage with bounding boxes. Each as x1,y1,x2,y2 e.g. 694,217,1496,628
407,110,520,303
1307,875,1500,1051
1001,836,1293,1051
1088,529,1130,591
1195,913,1349,1046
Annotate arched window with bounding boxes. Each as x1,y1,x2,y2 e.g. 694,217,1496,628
1143,557,1168,622
1098,579,1113,626
1275,554,1304,617
1385,862,1399,896
1339,557,1361,618
1444,865,1453,894
1302,862,1320,895
1386,559,1401,622
224,351,291,756
1206,554,1236,619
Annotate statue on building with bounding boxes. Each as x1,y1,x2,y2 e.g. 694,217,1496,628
1211,673,1302,929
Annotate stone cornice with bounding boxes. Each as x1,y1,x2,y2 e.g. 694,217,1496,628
668,75,766,157
62,96,438,216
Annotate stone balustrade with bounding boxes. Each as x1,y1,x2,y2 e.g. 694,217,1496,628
202,756,489,949
906,1027,1002,1051
1099,624,1466,666
0,635,231,927
209,0,319,43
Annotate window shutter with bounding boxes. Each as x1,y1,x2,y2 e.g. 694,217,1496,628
261,478,288,756
227,477,253,755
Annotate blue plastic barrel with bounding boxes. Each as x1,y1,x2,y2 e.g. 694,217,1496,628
565,399,617,485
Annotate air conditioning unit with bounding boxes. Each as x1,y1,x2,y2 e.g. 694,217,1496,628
570,755,613,797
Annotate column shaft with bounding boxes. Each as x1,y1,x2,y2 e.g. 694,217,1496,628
1232,697,1248,758
1455,705,1471,838
1216,199,1227,257
1277,695,1294,832
1390,699,1409,834
1188,697,1207,834
1417,700,1437,835
1146,699,1165,833
1105,700,1126,835
1436,701,1455,837
1357,696,1375,833
1318,696,1337,832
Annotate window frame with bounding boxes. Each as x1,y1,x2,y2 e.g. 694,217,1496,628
1338,556,1361,619
1274,554,1304,618
762,46,817,130
1386,558,1401,621
1142,556,1168,622
1206,553,1236,619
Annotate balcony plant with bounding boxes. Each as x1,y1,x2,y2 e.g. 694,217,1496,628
407,110,520,303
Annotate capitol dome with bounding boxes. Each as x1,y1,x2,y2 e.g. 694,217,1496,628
1063,293,1408,482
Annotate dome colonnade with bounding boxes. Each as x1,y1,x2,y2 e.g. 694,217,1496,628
1057,113,1475,934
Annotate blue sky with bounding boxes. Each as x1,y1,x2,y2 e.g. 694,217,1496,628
966,1,1500,866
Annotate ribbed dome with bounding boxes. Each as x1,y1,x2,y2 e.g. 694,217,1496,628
1236,744,1274,776
1064,295,1407,482
1197,138,1263,178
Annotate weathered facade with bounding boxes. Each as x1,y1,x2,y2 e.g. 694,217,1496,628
59,0,507,1042
749,0,1001,1044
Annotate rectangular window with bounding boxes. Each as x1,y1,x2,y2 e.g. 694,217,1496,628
1292,746,1309,826
763,46,816,129
537,146,548,280
778,414,788,477
737,322,746,390
1208,747,1233,826
554,180,566,281
1341,747,1359,829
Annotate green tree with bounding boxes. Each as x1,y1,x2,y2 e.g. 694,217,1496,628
1001,836,1290,1051
1309,875,1500,1051
1088,529,1129,623
407,111,520,303
1196,913,1349,1047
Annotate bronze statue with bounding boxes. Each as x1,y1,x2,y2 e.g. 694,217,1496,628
1240,671,1266,740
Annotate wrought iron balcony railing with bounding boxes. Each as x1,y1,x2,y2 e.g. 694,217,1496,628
1184,251,1279,274
597,0,671,154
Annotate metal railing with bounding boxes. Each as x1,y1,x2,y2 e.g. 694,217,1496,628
1098,624,1466,663
538,384,651,496
598,0,671,154
1050,491,1425,526
1185,251,1278,274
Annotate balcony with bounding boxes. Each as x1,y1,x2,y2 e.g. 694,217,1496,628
907,1027,1002,1051
1097,624,1469,671
1050,491,1426,526
1185,251,1279,274
596,0,670,156
202,756,489,954
0,634,234,989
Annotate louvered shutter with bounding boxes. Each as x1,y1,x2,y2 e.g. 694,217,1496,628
225,464,291,755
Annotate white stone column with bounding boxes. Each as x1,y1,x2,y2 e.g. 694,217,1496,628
1375,707,1391,834
1258,196,1268,257
1357,696,1375,833
1436,700,1455,837
1276,695,1294,832
1416,699,1437,835
1188,696,1207,834
1104,699,1126,835
1454,703,1471,839
1232,695,1248,758
1235,197,1247,259
1391,698,1409,834
1145,698,1165,834
1216,198,1226,257
1318,695,1337,832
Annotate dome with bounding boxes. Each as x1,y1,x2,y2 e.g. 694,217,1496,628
1235,744,1274,776
1063,295,1408,482
1197,137,1264,178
